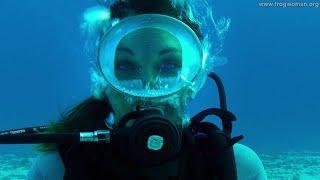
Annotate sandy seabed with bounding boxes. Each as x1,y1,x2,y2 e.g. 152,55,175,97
0,151,319,180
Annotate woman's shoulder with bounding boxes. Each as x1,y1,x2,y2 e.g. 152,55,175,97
26,144,267,179
27,150,65,180
233,143,268,180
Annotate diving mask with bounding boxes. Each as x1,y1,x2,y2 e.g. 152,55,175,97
98,14,204,98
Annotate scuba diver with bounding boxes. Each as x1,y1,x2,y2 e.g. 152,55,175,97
17,0,268,179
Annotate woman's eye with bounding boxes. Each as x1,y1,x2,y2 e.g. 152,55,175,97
115,61,139,73
159,60,181,74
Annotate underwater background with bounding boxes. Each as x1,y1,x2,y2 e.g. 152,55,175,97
0,0,319,179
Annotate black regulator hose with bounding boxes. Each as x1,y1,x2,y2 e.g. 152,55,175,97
0,127,111,144
208,72,227,111
0,126,49,135
0,133,79,144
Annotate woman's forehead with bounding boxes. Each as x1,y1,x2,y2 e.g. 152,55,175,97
116,27,182,52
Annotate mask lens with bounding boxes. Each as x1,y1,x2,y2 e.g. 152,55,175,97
98,14,203,98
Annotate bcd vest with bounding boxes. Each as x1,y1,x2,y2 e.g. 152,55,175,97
58,122,239,180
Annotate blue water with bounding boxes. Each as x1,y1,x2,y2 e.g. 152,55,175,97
0,0,319,162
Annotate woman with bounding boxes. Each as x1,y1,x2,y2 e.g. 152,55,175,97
27,0,268,179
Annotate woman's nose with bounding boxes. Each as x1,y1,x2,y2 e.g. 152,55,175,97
141,68,158,89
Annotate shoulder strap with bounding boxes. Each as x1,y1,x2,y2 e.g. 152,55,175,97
183,121,242,180
58,143,69,168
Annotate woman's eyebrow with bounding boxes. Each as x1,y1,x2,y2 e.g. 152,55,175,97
158,48,182,56
116,46,135,56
